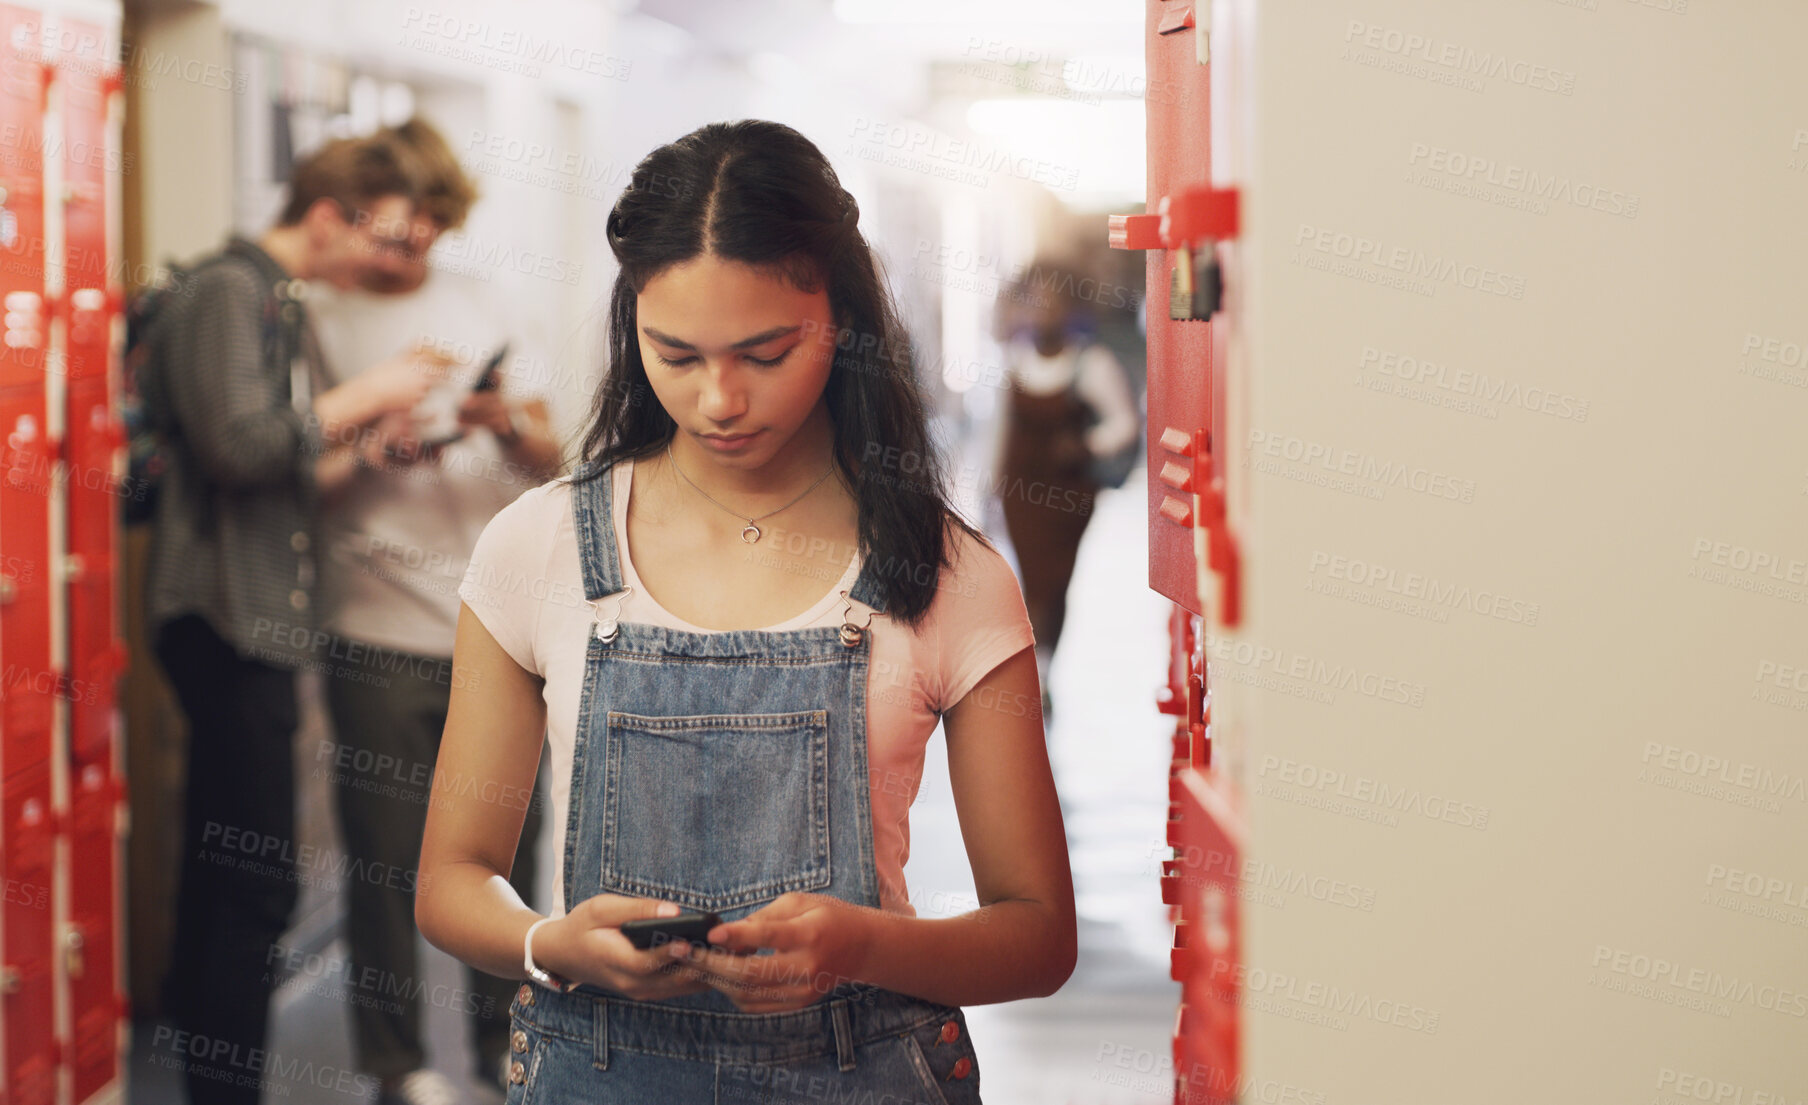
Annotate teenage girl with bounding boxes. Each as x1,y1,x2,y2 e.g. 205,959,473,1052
416,120,1076,1103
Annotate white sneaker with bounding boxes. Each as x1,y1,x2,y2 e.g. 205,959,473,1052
379,1069,465,1105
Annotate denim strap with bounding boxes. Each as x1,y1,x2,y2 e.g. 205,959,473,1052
830,998,856,1072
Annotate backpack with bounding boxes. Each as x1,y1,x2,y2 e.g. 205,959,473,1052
121,240,295,526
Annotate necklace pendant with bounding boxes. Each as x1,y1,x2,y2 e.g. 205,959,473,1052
741,523,762,543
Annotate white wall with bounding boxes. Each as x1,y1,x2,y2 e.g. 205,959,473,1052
1213,1,1808,1097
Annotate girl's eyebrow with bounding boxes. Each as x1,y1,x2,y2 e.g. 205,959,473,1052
642,325,800,352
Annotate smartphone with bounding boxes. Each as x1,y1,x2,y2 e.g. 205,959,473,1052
416,343,512,447
620,910,723,951
470,342,510,393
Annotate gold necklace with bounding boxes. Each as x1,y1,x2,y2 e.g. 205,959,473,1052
666,439,836,544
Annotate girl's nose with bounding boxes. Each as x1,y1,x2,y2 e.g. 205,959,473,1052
697,364,749,423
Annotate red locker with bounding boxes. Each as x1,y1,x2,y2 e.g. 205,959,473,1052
58,25,126,1093
65,763,122,1099
61,378,120,768
0,3,49,395
1133,0,1220,615
1,381,54,776
1170,764,1242,1105
59,20,110,394
1132,4,1249,1101
60,26,122,771
3,760,56,1105
1116,2,1242,624
0,6,128,1100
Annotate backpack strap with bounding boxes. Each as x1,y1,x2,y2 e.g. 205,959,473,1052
220,237,306,406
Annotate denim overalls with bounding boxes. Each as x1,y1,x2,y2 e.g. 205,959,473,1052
504,457,983,1104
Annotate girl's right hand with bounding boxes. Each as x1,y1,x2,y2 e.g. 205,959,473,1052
533,896,711,1001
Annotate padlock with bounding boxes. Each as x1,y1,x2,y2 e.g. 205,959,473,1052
1167,241,1222,321
1168,243,1196,320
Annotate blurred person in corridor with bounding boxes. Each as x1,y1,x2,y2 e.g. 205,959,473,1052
144,132,456,1105
308,116,562,1105
991,258,1140,723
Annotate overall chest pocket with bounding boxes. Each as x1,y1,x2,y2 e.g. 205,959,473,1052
600,709,832,913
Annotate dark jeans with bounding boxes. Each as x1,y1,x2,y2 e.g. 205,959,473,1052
155,614,300,1105
322,638,543,1082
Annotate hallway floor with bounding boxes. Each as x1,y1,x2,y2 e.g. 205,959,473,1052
129,464,1180,1104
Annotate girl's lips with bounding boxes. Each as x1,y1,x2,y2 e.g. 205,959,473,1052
701,430,761,451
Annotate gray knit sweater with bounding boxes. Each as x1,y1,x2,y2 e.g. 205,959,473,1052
145,236,331,670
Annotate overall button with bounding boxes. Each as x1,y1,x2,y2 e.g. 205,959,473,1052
508,1061,526,1085
949,1057,972,1081
288,589,308,610
290,530,310,552
511,1030,528,1053
516,983,534,1006
939,1021,960,1045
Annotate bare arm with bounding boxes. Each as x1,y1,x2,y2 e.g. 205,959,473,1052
416,603,710,997
856,643,1077,1003
414,602,549,978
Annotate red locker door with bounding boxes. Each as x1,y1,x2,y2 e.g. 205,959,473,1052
1140,0,1216,614
0,3,52,783
58,32,108,331
0,3,49,396
1171,763,1242,1104
62,378,120,768
2,761,56,1105
1,381,54,776
59,26,127,1097
60,34,122,770
65,763,122,1100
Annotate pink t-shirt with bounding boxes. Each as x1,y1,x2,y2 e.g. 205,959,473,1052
456,456,1036,917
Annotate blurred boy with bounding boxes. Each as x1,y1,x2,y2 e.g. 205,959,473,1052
308,117,559,1105
147,133,454,1105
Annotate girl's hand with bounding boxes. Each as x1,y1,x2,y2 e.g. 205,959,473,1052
534,895,711,1001
666,892,878,1013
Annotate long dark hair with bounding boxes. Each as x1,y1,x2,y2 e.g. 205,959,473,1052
575,120,984,629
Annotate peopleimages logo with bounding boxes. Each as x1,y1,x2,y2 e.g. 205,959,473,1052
1341,20,1577,95
1293,223,1527,299
1307,550,1541,626
1590,944,1808,1018
1656,1068,1802,1105
1245,428,1478,503
1256,755,1488,829
1406,142,1639,218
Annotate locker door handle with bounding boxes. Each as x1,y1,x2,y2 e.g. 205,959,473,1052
61,926,84,979
1108,213,1163,251
1188,430,1241,625
1107,187,1239,252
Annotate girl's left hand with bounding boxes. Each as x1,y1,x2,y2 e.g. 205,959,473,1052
665,892,877,1013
